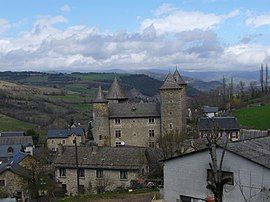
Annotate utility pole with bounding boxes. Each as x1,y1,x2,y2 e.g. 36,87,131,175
266,64,268,93
73,136,80,195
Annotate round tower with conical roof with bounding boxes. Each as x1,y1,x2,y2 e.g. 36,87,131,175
160,69,187,135
92,85,110,146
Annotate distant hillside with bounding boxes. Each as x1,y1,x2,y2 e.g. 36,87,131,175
0,71,201,131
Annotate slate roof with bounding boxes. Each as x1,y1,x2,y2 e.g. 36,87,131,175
53,146,162,170
107,77,128,100
163,136,270,169
0,162,30,179
46,127,85,139
173,69,186,85
0,136,33,147
0,145,22,158
160,73,181,90
109,102,160,118
93,85,107,103
197,117,240,131
203,106,219,113
0,131,25,137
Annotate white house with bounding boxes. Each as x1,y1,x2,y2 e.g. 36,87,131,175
163,136,270,202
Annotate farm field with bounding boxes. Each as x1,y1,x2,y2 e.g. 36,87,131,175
0,114,35,132
234,103,270,130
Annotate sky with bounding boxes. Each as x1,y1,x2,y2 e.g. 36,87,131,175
0,0,270,72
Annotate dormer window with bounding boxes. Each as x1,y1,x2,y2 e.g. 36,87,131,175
115,118,121,125
7,147,13,154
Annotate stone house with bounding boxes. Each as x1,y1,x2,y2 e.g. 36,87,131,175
46,127,86,152
197,117,240,141
0,151,36,201
92,69,187,147
202,106,220,118
53,146,162,195
162,136,270,202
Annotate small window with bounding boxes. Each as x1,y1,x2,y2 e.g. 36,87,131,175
169,123,173,129
96,169,104,179
59,168,66,177
133,120,136,123
62,184,67,193
148,118,155,124
169,112,172,115
116,141,123,147
99,135,102,140
62,140,65,144
149,130,155,137
7,147,13,154
79,168,85,178
207,169,234,185
149,142,155,148
0,180,5,186
115,130,121,138
115,118,121,125
120,170,128,180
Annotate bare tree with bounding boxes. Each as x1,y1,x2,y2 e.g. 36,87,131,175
249,81,257,98
239,81,245,100
266,64,268,93
205,118,231,202
260,64,264,93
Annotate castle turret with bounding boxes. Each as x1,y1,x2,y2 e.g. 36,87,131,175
160,69,187,135
107,77,128,103
92,85,110,146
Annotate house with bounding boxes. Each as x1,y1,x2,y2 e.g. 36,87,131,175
46,127,86,152
0,136,34,155
53,146,162,195
197,117,240,141
163,136,270,202
202,106,219,118
0,151,36,201
92,69,187,147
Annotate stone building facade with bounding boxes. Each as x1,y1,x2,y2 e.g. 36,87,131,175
46,127,86,151
53,146,162,195
92,70,187,147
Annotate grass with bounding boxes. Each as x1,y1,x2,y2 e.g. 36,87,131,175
234,103,270,130
48,93,92,103
0,114,35,132
57,189,158,202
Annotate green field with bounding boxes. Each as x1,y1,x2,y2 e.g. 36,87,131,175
234,104,270,130
0,114,35,132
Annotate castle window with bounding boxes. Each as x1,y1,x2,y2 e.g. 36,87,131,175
115,130,121,138
7,147,13,154
0,180,5,186
96,169,104,179
169,112,172,115
116,141,124,147
99,135,102,140
59,168,66,177
120,170,128,180
149,142,155,148
169,123,173,129
149,130,155,137
115,118,121,125
148,118,155,124
79,168,85,178
133,120,136,123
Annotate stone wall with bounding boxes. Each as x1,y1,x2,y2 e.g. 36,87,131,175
109,117,161,147
160,87,187,135
56,168,139,196
0,170,28,200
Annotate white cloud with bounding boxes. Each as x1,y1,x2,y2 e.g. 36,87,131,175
0,11,269,72
246,14,270,28
140,9,240,34
154,3,176,16
60,4,71,12
0,18,11,34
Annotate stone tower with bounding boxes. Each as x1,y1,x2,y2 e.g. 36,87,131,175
160,69,187,135
106,77,128,104
92,85,110,146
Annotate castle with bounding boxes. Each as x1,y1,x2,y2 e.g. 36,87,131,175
92,69,187,147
